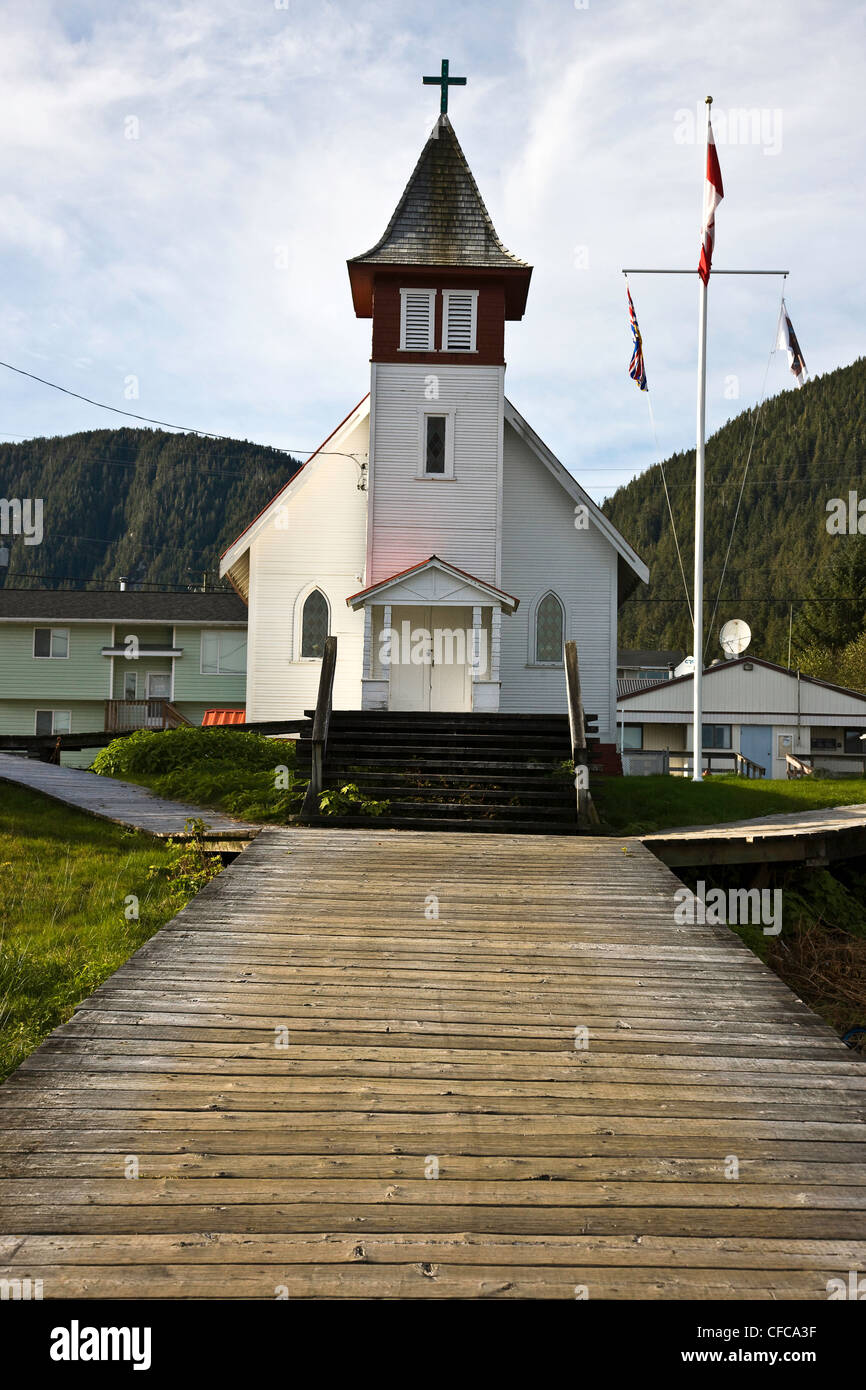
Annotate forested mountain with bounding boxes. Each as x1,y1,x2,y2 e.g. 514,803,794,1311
0,428,300,591
2,360,866,683
603,357,866,666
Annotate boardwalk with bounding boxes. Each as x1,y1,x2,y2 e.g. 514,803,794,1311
644,802,866,867
0,753,258,842
1,827,864,1299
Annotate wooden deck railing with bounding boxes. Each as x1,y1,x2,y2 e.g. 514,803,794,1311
301,636,337,818
104,699,191,732
668,750,766,778
564,640,599,828
788,751,866,777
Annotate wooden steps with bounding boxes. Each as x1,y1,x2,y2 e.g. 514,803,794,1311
301,710,579,834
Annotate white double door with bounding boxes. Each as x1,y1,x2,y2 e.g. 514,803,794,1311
388,605,472,712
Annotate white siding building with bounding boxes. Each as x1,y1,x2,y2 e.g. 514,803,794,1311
618,657,866,778
221,113,647,747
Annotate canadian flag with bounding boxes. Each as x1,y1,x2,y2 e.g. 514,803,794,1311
698,115,724,285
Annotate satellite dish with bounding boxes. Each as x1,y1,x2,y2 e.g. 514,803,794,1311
674,655,696,678
720,619,752,657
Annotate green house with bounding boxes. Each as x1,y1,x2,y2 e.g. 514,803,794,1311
0,589,247,762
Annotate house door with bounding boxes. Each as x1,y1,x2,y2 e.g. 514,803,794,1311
144,672,172,728
739,724,772,776
146,673,171,700
388,606,472,713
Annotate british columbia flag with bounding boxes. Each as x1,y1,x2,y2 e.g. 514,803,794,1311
627,285,647,391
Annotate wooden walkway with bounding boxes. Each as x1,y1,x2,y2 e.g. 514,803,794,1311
0,753,258,843
644,802,866,867
1,827,864,1299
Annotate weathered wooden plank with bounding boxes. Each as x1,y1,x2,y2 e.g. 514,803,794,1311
1,1203,863,1239
2,1105,861,1141
24,1037,866,1077
3,1153,865,1184
4,1177,866,1210
0,1261,846,1299
3,1129,864,1161
3,1231,864,1270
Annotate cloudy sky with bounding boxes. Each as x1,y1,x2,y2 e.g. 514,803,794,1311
0,0,862,500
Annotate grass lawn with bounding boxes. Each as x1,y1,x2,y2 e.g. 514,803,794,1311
593,774,866,835
0,782,212,1081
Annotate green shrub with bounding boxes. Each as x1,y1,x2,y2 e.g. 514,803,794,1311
92,726,295,778
93,729,388,823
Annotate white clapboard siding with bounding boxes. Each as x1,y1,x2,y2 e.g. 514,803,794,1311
369,363,503,585
621,662,866,723
245,416,369,721
400,290,435,351
499,420,616,732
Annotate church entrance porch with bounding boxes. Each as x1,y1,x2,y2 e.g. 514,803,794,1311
363,601,496,712
346,555,519,715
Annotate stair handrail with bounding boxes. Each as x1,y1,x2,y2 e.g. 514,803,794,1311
564,639,598,828
734,750,766,779
785,751,813,779
301,635,338,817
161,700,192,729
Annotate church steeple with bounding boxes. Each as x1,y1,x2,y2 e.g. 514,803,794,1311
347,115,532,324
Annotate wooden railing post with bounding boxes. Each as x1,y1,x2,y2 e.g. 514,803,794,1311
564,640,598,829
301,636,337,818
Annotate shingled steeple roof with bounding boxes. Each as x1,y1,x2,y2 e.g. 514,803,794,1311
350,115,529,271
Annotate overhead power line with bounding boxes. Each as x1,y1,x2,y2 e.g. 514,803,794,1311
0,357,364,464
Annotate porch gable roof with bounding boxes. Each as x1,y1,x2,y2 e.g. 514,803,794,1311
346,556,519,613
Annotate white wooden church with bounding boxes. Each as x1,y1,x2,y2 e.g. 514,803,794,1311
220,88,647,750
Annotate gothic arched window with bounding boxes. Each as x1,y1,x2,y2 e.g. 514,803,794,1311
301,588,329,659
535,592,564,664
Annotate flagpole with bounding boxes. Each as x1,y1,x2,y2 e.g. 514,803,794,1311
692,96,712,783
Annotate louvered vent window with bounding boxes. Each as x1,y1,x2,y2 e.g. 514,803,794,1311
400,290,435,351
443,291,477,352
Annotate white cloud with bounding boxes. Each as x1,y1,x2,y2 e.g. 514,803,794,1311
0,0,859,499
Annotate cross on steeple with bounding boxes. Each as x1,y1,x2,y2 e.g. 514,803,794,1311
422,59,467,115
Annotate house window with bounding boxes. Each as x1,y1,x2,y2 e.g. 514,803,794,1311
123,669,138,699
534,592,564,664
621,724,643,750
33,627,69,659
201,631,247,675
702,724,732,749
300,589,329,659
399,289,435,351
844,728,866,754
442,290,478,352
425,415,447,474
35,710,71,735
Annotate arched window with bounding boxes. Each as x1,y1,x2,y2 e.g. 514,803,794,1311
535,592,564,664
301,588,329,659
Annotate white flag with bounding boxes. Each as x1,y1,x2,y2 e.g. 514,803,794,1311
777,300,808,387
